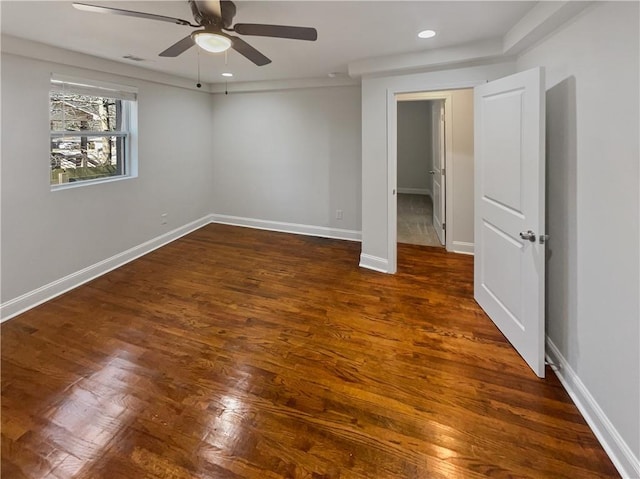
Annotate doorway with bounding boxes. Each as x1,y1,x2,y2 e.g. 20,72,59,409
396,98,445,247
393,89,476,261
386,87,475,273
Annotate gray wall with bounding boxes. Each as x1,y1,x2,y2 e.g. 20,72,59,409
1,53,214,302
397,101,431,195
210,86,362,232
517,1,639,469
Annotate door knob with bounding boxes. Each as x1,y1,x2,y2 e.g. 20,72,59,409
519,230,536,242
429,170,435,175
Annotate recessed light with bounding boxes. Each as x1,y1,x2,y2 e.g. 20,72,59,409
418,30,436,39
221,72,233,77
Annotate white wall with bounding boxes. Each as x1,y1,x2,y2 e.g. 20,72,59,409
397,101,431,195
1,53,214,305
210,86,362,236
360,62,515,270
517,3,639,476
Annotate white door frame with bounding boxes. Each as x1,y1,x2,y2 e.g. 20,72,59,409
387,82,480,273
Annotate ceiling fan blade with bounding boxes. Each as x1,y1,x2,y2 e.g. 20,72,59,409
229,36,271,66
72,3,196,26
159,35,195,57
233,24,317,41
219,0,237,29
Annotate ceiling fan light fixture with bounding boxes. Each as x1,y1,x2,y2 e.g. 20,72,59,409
192,31,232,53
418,29,436,39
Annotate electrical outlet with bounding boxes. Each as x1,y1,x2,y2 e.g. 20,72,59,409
161,213,168,225
336,209,343,220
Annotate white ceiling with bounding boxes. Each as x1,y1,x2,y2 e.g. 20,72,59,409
1,1,536,84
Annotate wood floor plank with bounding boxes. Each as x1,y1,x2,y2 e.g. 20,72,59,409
1,224,619,478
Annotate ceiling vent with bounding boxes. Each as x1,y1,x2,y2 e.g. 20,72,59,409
123,54,145,62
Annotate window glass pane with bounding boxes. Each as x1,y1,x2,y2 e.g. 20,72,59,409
50,91,122,132
50,135,125,185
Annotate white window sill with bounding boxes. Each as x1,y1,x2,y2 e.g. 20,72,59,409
50,174,136,192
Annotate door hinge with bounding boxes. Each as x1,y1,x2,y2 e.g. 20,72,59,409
442,222,446,231
441,168,446,176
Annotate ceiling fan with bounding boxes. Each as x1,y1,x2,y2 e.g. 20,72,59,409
72,1,318,66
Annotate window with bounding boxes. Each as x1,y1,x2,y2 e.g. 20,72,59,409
50,75,137,187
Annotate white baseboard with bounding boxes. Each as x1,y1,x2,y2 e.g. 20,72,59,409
1,214,360,322
546,339,640,479
397,188,431,196
210,214,361,242
451,241,474,255
0,215,213,323
359,253,390,273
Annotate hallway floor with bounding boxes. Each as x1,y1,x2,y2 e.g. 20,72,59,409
397,193,443,247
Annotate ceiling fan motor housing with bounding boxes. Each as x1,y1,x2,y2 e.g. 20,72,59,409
189,0,236,28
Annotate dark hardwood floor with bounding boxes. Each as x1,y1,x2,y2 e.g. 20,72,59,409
1,224,619,478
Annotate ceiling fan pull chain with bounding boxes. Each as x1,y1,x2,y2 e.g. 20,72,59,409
196,49,202,88
224,50,228,93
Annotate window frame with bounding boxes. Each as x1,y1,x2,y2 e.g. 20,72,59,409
49,74,138,190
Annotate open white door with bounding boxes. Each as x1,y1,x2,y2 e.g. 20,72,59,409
474,67,546,378
431,101,446,245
